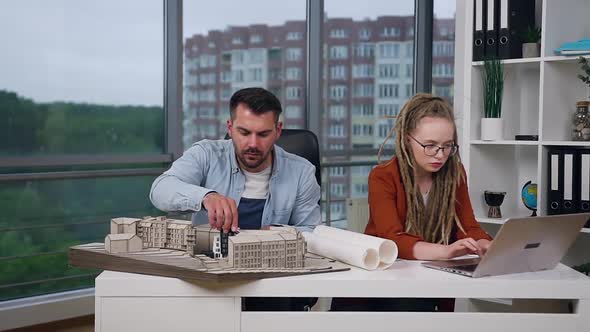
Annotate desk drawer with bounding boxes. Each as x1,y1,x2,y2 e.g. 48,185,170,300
98,296,237,332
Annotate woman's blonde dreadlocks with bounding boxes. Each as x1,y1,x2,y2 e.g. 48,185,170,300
377,93,465,245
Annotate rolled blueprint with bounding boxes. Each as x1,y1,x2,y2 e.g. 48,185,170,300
312,225,398,269
304,232,380,270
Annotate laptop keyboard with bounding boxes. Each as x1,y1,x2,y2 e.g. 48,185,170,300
451,264,478,272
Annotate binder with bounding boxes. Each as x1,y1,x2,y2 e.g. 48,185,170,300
473,0,486,61
577,149,590,214
562,149,577,214
484,0,498,57
547,148,563,215
497,0,510,59
496,0,536,59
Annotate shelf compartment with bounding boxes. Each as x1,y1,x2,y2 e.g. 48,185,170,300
469,64,541,142
468,145,538,220
543,0,590,57
476,215,590,234
542,141,590,147
471,140,539,146
476,216,509,225
544,55,590,63
472,57,541,67
541,61,590,141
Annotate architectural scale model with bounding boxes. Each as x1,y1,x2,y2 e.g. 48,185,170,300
106,216,306,269
69,216,349,281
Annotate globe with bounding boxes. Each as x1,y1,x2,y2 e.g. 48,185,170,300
521,181,538,216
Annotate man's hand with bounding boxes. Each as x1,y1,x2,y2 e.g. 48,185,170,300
202,193,238,232
445,237,484,259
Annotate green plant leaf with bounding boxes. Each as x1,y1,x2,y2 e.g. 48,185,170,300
578,57,590,87
482,57,504,118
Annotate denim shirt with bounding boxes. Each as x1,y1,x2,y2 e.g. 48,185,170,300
149,139,320,232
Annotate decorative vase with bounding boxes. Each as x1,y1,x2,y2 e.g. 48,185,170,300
481,118,504,141
522,43,540,58
484,191,506,218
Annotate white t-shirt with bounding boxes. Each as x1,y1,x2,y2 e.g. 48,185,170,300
242,166,271,199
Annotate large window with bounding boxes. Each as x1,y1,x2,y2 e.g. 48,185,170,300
0,177,160,301
432,0,456,105
0,1,164,156
322,0,415,224
0,0,164,301
182,0,306,148
0,0,456,304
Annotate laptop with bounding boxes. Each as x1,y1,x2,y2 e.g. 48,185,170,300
422,213,589,278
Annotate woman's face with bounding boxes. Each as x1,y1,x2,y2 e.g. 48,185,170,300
407,116,456,176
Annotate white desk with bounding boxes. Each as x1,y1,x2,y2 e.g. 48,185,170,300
95,260,590,332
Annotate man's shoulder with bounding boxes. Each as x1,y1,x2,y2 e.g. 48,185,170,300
275,146,315,172
189,139,232,154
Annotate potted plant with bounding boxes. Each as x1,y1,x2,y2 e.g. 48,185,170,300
481,57,504,140
520,26,541,58
578,56,590,100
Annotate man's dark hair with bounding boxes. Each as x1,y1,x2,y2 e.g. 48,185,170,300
229,87,282,123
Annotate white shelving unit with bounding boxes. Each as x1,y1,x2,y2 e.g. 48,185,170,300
454,0,590,265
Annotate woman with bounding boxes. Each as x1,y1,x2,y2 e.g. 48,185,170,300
366,93,492,260
332,93,492,312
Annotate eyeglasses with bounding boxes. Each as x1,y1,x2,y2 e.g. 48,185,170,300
409,135,458,157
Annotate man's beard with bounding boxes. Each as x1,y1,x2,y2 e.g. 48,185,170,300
237,147,271,170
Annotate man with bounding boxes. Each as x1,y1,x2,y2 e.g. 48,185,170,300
150,87,320,233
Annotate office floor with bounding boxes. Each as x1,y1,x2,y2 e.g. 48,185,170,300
7,315,94,332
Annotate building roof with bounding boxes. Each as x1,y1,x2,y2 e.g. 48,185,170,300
279,233,297,241
258,234,284,242
195,224,219,233
168,223,189,229
229,235,261,244
111,217,141,225
106,233,139,241
167,219,192,226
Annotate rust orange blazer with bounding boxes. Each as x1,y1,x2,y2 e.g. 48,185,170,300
365,157,492,259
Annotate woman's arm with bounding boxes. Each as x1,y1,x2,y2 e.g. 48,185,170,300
366,163,424,259
413,238,486,260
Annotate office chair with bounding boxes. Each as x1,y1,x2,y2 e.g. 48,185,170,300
225,129,321,187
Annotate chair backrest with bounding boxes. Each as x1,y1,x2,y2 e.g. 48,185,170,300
225,129,321,187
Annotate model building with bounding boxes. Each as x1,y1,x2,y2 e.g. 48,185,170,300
106,216,306,269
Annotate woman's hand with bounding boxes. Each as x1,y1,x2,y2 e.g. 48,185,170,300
476,239,492,256
444,237,484,259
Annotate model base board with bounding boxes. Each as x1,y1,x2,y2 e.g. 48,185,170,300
69,243,350,281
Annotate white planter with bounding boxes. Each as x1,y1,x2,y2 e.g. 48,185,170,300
522,43,540,58
481,118,504,141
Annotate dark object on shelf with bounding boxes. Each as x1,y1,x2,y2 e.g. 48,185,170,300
484,191,506,218
547,147,590,216
521,181,538,217
480,0,536,59
472,0,485,61
572,101,590,141
514,134,538,141
573,262,590,276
